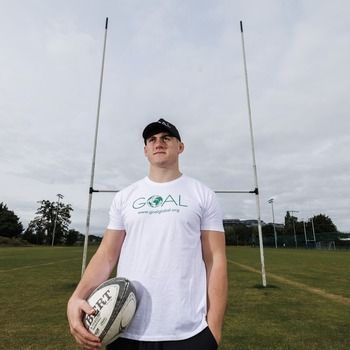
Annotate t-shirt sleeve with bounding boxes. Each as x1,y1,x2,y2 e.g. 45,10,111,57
200,190,224,232
107,193,125,230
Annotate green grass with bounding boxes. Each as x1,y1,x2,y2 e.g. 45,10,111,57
0,247,92,350
0,246,349,349
223,247,350,350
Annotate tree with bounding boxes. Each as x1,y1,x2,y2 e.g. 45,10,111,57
22,224,35,244
224,226,236,246
231,223,252,245
26,200,73,245
284,211,298,236
310,214,337,233
64,229,80,246
23,219,46,244
88,235,103,244
0,202,23,238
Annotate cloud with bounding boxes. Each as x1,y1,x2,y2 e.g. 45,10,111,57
1,0,349,234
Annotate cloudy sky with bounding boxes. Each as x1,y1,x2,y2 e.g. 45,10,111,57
1,0,349,235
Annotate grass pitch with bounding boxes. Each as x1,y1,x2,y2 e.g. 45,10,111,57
0,246,349,349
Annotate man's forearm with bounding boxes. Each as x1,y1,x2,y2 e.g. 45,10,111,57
206,255,228,343
71,249,114,299
71,229,125,300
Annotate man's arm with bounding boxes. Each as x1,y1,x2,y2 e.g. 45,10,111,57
201,230,228,345
67,229,126,350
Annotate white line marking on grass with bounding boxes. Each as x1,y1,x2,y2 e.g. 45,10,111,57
228,259,350,306
0,258,80,273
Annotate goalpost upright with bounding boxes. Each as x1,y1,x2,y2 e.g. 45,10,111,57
81,17,109,276
240,21,267,287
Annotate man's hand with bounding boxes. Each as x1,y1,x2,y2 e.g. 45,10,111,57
67,296,102,350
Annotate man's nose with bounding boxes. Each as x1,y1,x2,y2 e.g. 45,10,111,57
155,138,165,147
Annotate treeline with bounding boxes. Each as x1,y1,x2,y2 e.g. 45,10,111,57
0,201,102,246
224,212,349,247
1,201,349,248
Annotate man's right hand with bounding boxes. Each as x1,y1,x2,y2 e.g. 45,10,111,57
67,296,102,350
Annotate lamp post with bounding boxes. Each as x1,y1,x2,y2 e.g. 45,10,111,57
52,193,64,247
268,198,278,248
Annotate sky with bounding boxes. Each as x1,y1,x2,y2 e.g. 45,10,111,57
1,0,349,235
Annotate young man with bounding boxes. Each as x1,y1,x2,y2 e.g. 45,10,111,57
67,118,228,350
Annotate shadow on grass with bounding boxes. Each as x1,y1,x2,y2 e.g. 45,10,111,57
252,284,280,289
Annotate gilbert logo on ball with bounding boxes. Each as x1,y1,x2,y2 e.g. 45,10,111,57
84,277,137,345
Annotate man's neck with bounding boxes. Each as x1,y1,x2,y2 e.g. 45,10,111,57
148,167,182,183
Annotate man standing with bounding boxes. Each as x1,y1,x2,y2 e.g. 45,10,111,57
67,118,227,350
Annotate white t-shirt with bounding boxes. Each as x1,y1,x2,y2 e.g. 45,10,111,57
107,175,224,341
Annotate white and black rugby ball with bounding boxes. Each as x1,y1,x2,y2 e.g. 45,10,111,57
84,277,137,345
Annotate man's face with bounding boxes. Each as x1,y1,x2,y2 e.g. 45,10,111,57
144,132,184,167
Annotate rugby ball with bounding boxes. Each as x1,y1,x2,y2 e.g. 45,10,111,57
83,277,137,345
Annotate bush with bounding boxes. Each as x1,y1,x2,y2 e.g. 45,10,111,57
0,236,31,247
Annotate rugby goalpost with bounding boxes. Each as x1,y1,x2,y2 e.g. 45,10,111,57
81,18,267,287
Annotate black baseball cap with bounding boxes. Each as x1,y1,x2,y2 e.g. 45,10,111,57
142,118,181,143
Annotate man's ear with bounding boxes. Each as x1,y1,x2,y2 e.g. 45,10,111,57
178,142,185,154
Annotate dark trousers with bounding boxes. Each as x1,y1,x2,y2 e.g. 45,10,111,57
107,327,218,350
